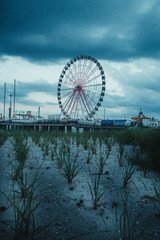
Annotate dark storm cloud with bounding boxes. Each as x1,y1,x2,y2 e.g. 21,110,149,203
0,0,160,63
103,89,160,118
99,55,160,118
16,80,57,97
0,80,57,106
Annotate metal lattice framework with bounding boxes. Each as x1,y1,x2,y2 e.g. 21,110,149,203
57,55,106,119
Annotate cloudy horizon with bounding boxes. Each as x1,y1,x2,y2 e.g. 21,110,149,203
0,0,160,120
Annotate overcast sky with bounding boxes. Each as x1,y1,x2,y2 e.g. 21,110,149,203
0,0,160,119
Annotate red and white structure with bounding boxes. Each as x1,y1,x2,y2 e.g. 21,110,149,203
57,55,106,119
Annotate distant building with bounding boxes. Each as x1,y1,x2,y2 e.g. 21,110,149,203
48,114,60,120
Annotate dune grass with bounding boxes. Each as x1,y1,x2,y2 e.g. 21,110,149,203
88,168,104,209
0,129,10,146
10,131,30,179
62,154,80,184
114,128,160,173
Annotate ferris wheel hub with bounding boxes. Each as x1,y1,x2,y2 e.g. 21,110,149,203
75,85,82,92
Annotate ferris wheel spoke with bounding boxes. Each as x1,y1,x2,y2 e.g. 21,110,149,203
61,89,74,99
62,81,75,88
81,58,87,79
79,97,86,118
84,60,94,80
75,60,79,82
81,60,93,83
73,93,80,118
83,89,100,95
82,90,97,105
83,83,102,88
84,73,101,85
79,91,91,115
75,93,80,116
78,59,81,81
68,66,75,79
81,90,94,113
74,93,80,118
63,92,74,109
61,87,74,91
65,97,75,115
82,65,98,85
83,94,94,114
64,74,76,86
68,92,79,117
63,92,75,113
67,67,77,85
73,61,79,84
79,59,83,80
75,93,83,118
71,66,76,82
69,92,78,116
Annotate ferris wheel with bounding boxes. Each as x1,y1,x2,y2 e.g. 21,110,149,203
57,55,106,119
